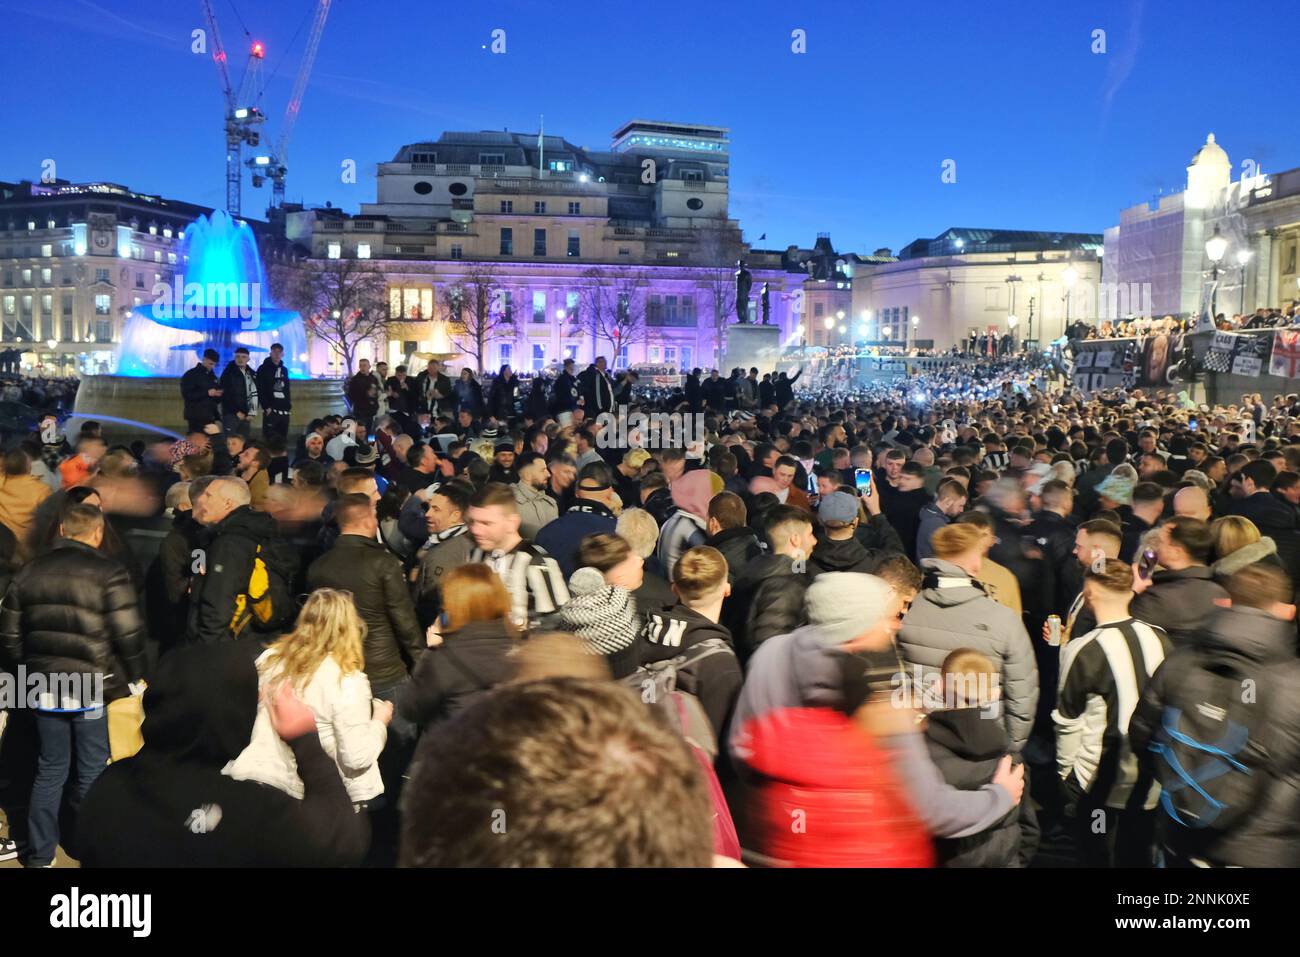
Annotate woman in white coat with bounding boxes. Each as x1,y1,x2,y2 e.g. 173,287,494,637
225,588,392,805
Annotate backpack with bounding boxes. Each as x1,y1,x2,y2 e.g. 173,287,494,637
621,637,740,858
622,637,731,757
230,538,301,637
1148,656,1271,831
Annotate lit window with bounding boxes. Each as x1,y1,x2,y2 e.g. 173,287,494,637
41,244,52,257
327,243,341,259
94,294,111,315
357,243,371,259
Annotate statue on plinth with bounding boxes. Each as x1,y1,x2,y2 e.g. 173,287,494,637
760,282,771,325
734,259,752,324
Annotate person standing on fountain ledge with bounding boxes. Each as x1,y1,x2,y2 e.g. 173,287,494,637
181,348,223,434
220,347,260,440
257,343,292,443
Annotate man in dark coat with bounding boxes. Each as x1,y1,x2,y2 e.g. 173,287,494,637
414,359,452,418
219,347,259,438
0,503,146,868
577,357,616,417
550,358,581,419
180,348,222,433
306,494,425,698
347,358,381,433
256,343,292,442
187,476,295,645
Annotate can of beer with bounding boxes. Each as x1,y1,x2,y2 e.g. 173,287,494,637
1047,614,1062,647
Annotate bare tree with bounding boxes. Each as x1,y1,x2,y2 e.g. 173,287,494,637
577,266,647,361
695,215,747,366
270,257,389,376
443,263,513,374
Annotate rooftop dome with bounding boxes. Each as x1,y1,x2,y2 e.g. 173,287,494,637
1190,132,1229,168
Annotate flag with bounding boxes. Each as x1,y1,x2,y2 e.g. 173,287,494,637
1269,330,1300,379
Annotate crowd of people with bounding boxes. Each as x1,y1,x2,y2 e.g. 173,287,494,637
0,339,1299,869
1069,305,1300,341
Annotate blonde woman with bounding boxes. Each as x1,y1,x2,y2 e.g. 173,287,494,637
224,589,392,804
1210,515,1278,582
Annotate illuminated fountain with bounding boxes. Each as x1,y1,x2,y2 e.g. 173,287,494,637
116,211,309,378
73,211,343,437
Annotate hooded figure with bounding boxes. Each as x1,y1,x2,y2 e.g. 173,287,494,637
76,643,369,867
656,470,717,574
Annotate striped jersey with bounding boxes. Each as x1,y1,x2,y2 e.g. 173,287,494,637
469,540,570,628
1053,616,1170,809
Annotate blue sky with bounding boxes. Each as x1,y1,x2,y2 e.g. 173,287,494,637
2,0,1296,253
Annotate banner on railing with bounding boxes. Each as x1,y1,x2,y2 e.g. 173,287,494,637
1070,335,1183,394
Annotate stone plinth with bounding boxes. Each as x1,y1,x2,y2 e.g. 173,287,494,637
71,375,347,441
724,324,783,374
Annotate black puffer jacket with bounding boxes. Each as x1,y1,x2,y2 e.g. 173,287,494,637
722,552,808,665
925,707,1036,868
708,526,763,583
1130,606,1300,867
0,538,146,702
396,619,518,727
306,534,425,693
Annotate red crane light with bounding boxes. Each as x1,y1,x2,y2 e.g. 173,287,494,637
250,41,265,58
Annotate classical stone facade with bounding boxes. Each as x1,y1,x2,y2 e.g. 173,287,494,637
286,122,806,374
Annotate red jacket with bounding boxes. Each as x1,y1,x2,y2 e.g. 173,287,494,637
742,707,934,868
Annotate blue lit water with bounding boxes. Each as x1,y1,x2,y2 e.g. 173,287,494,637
117,211,310,378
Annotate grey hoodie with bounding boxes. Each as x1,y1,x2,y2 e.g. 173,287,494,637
897,558,1039,753
730,624,1013,839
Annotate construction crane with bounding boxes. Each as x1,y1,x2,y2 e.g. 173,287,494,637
200,0,265,217
248,0,332,211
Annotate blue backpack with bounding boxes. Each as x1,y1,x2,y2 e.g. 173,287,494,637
1148,658,1270,830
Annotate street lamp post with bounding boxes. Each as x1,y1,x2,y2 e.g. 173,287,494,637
1061,265,1079,338
1206,225,1228,317
1236,249,1252,315
910,314,919,353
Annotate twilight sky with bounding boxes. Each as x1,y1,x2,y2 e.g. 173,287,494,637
2,0,1295,253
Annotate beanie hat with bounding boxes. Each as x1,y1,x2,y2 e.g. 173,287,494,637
1182,469,1213,491
558,568,639,678
817,491,859,525
1095,473,1135,506
803,573,897,647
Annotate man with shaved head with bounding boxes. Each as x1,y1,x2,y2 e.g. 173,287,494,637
1173,485,1211,523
